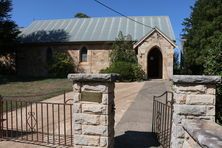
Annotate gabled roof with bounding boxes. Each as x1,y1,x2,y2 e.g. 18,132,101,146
134,27,176,48
20,16,176,43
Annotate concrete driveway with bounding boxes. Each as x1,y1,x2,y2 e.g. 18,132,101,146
115,80,171,148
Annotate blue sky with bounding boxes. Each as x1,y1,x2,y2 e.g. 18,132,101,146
11,0,195,46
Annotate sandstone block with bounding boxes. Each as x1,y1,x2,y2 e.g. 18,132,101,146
102,93,114,105
74,93,81,103
73,83,81,93
73,103,81,113
186,95,215,105
74,135,100,146
206,85,216,95
100,137,108,147
172,123,184,138
172,75,221,84
100,137,114,147
68,74,119,82
173,114,185,125
82,84,107,93
174,94,186,104
74,145,82,148
206,106,215,116
174,105,206,116
173,85,206,94
82,125,108,136
82,104,107,114
74,113,100,125
74,123,82,134
81,83,114,93
186,115,213,121
171,135,184,148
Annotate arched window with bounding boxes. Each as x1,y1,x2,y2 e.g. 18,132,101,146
80,47,88,62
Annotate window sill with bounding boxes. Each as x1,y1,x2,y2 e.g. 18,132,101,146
79,62,88,65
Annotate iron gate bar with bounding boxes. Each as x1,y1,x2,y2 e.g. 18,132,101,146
0,91,73,147
36,103,38,142
152,91,173,148
52,104,55,145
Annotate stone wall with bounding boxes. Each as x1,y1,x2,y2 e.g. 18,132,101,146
68,74,118,148
17,47,48,77
17,33,174,79
171,75,221,148
17,43,112,77
137,31,174,79
182,120,222,148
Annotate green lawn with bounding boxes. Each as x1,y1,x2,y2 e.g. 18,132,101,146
0,77,73,111
0,78,72,97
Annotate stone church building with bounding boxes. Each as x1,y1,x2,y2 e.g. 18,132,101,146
17,16,176,79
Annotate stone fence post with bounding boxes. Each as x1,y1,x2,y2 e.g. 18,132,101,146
68,74,118,148
171,75,221,148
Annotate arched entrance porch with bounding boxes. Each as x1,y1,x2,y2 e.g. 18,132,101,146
147,48,163,79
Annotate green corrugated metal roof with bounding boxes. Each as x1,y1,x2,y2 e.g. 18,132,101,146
20,16,175,43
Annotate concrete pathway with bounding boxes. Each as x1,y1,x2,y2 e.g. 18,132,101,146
115,80,171,148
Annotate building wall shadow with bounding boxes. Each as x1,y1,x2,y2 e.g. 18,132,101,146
114,131,160,148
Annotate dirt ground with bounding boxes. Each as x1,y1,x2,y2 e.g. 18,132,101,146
0,81,144,148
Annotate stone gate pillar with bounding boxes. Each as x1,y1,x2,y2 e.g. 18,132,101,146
171,75,221,148
68,74,118,148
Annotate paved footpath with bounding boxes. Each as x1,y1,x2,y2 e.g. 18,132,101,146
115,80,171,148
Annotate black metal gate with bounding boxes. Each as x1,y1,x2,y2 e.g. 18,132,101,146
152,91,173,148
0,91,73,147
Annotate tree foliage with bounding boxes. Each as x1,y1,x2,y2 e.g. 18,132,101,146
74,12,90,18
182,0,222,124
48,51,74,78
204,36,222,124
173,50,181,74
100,32,144,81
110,32,137,63
0,0,20,54
181,0,222,74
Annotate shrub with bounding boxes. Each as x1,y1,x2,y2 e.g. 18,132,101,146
48,51,74,77
132,64,145,81
100,32,144,81
100,61,144,81
0,54,16,74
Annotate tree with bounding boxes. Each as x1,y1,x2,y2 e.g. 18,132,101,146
110,32,137,63
204,35,222,124
182,0,222,124
0,0,20,54
181,0,222,74
173,50,180,74
74,12,90,18
100,32,144,81
0,0,20,74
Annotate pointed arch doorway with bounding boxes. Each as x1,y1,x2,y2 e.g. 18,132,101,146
147,48,163,79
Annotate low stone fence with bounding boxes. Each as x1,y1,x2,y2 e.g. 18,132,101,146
171,75,221,148
183,120,222,148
